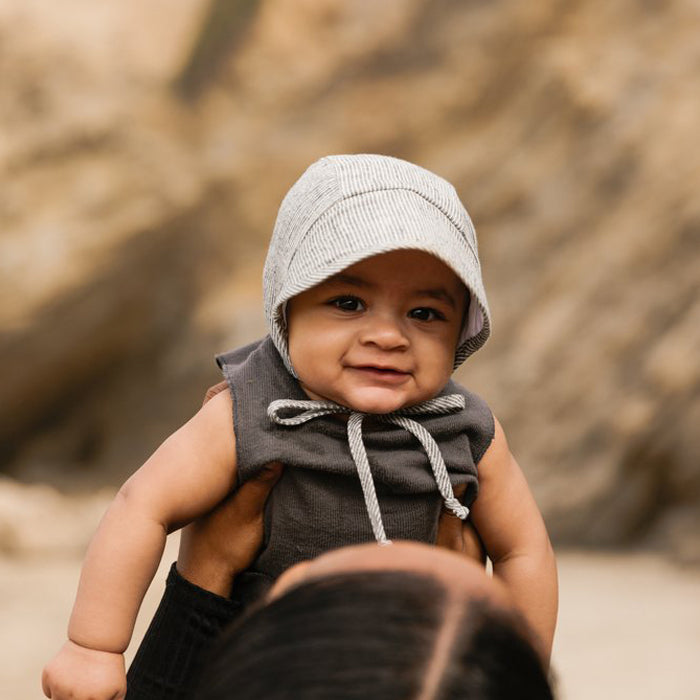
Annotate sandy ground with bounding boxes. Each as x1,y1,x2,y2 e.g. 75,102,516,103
2,538,699,699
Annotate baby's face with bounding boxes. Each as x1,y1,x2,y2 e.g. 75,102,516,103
287,250,466,413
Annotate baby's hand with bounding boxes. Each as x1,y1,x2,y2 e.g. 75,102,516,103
42,640,126,700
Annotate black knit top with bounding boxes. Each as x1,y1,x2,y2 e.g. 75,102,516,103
217,336,495,606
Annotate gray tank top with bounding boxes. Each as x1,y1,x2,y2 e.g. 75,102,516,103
216,337,494,605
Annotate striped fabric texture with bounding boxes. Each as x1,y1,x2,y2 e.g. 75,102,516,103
263,154,491,375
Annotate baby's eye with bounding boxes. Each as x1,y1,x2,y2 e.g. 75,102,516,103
409,307,445,322
330,296,365,312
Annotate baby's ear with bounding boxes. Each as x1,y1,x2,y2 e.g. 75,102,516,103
203,381,229,406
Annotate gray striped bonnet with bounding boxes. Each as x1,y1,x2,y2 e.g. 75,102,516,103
263,154,491,376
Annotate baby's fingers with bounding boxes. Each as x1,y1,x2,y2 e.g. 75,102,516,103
41,641,126,700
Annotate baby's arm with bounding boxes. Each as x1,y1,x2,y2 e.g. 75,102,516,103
468,416,558,665
42,390,237,700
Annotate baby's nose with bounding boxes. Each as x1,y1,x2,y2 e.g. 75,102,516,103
359,313,409,349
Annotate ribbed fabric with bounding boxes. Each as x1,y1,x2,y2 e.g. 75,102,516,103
263,154,491,374
125,564,241,700
268,394,471,545
216,337,495,606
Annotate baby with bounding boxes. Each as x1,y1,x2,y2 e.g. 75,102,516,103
43,154,557,700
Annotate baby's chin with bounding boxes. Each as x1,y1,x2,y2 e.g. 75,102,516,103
334,388,423,415
299,380,431,414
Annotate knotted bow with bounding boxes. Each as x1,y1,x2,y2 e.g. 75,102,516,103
267,394,469,545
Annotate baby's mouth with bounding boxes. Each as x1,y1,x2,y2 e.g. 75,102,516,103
350,365,411,379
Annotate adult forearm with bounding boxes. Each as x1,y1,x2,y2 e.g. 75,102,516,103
68,488,168,653
125,564,242,700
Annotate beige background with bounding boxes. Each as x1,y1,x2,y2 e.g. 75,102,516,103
1,1,699,697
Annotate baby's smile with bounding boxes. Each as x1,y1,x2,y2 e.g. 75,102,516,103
346,364,412,385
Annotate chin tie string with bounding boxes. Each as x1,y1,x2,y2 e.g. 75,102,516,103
267,395,469,545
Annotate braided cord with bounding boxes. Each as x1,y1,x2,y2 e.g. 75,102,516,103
268,398,347,425
384,415,468,520
346,414,391,545
398,394,465,416
268,394,468,544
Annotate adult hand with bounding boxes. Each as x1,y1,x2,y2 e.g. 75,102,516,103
436,484,486,564
177,381,283,595
177,461,283,596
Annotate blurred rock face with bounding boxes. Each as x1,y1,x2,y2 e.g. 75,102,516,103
1,0,698,559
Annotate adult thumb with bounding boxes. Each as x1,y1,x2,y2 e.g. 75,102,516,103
236,462,284,517
256,461,284,484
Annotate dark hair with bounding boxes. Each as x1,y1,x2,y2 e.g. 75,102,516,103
196,571,554,700
438,600,554,699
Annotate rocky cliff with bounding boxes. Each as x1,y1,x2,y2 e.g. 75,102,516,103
2,0,698,560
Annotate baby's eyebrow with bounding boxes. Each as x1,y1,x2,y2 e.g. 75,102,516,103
327,274,459,309
325,273,369,288
415,288,459,310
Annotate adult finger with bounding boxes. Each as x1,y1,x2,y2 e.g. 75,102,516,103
436,507,464,551
202,381,229,406
234,462,284,520
460,521,487,564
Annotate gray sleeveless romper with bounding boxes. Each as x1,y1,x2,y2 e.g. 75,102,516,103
216,336,495,605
